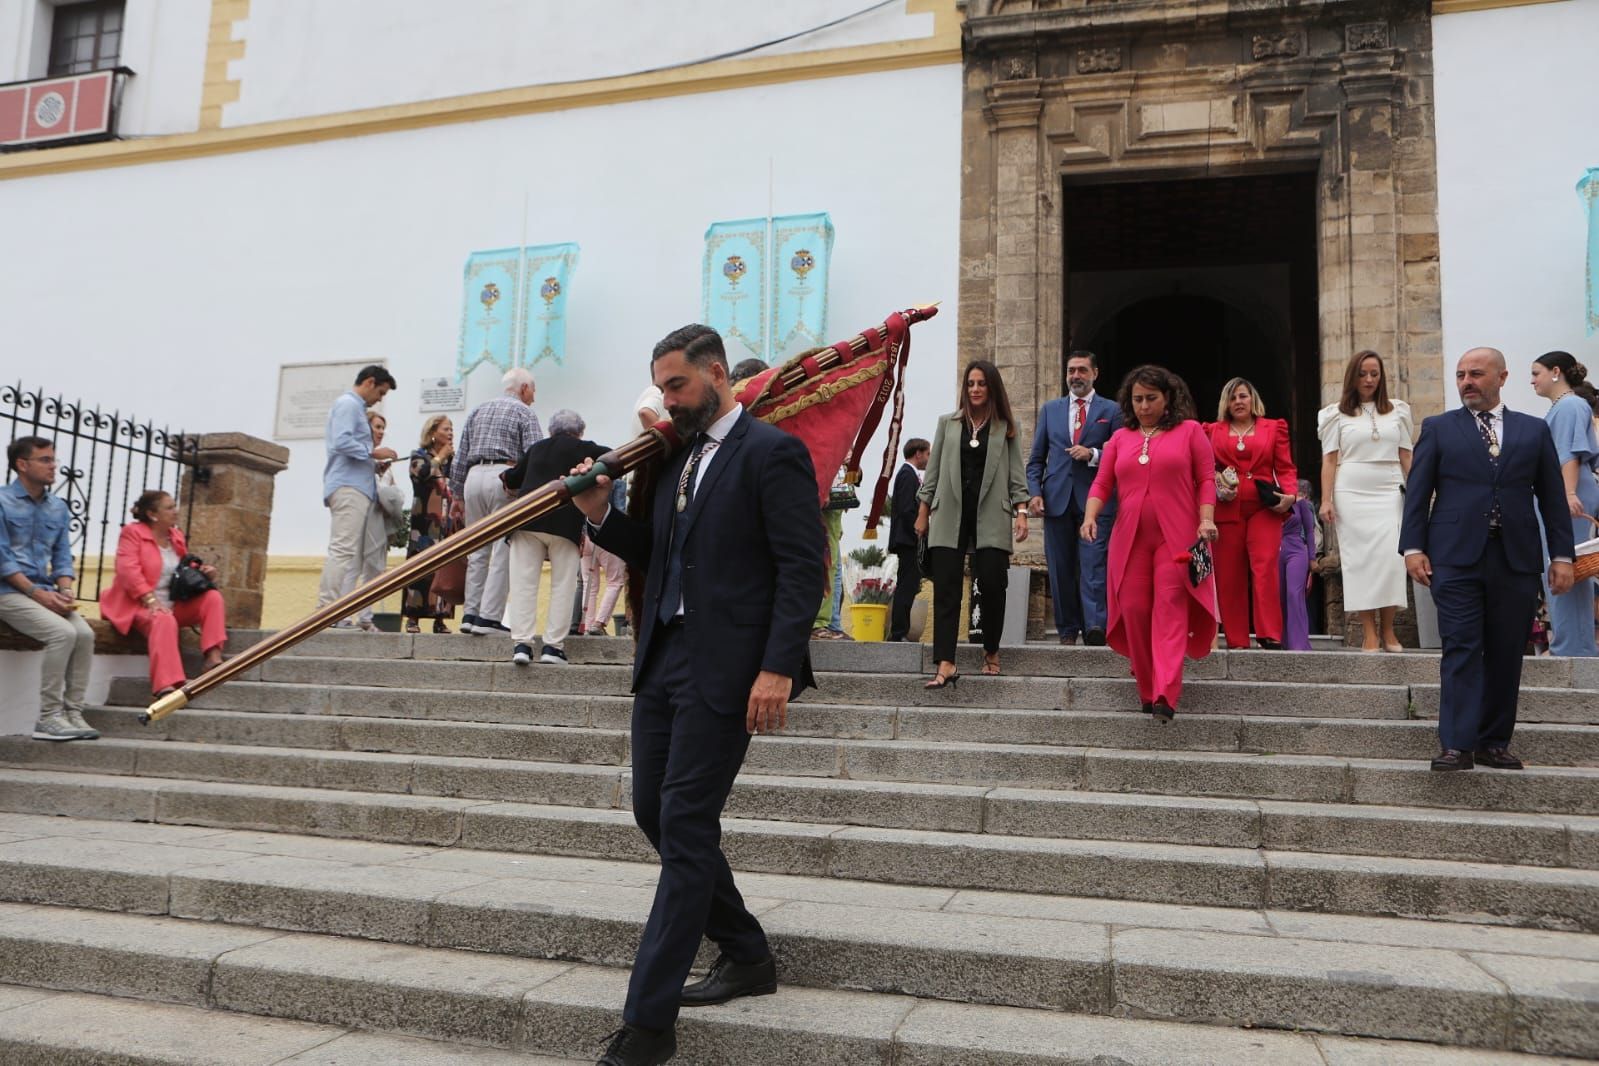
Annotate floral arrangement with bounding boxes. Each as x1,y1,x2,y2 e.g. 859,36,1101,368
844,545,898,606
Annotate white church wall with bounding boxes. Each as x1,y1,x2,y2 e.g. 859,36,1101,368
0,61,962,556
1433,0,1599,413
227,0,937,127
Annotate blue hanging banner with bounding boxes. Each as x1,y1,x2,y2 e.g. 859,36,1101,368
458,248,523,379
1582,169,1599,336
520,242,581,368
703,218,768,361
770,212,834,360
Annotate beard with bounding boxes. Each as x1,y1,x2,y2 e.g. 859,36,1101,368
1067,379,1092,397
669,384,723,438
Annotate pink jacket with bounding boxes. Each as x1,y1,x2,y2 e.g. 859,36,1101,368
101,522,190,635
1089,420,1220,659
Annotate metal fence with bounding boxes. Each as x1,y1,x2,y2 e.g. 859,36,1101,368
2,382,200,603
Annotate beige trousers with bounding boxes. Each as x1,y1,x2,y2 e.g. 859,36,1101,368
0,593,94,716
317,486,371,614
506,531,580,649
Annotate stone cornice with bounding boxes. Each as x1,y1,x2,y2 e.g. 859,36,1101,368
965,0,1424,50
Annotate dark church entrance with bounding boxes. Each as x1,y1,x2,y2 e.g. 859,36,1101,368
1065,171,1322,478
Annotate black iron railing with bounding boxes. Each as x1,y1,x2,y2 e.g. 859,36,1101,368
2,383,200,603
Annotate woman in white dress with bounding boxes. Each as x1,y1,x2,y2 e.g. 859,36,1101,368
1318,350,1413,651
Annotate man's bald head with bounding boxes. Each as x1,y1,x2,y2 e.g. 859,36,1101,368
1456,347,1509,411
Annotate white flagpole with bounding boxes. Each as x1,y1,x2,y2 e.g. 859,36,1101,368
766,157,775,364
516,189,529,367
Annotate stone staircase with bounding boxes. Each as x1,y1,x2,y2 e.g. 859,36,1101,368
0,632,1595,1064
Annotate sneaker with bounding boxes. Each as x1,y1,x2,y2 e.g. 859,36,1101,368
512,643,534,665
538,644,569,665
477,620,512,636
32,711,93,741
62,707,100,740
459,614,481,635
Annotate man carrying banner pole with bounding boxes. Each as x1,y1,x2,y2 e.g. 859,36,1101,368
571,324,825,1066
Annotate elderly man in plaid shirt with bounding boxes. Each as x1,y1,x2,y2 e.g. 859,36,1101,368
450,367,543,634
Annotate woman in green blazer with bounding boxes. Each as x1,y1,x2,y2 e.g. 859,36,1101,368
915,360,1031,686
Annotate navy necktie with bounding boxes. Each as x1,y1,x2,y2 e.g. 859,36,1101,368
1476,411,1502,528
657,436,714,625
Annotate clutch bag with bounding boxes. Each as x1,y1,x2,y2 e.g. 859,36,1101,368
1187,540,1213,587
1254,480,1282,508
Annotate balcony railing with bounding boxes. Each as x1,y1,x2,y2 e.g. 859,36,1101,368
0,67,131,152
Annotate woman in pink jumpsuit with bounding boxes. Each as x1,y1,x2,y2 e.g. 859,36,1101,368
1080,366,1219,723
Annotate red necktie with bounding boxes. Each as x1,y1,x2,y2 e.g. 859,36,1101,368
1073,398,1087,445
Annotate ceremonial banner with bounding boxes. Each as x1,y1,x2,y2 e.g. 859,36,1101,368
771,213,834,360
520,242,581,367
702,219,768,361
458,248,523,379
1582,170,1599,336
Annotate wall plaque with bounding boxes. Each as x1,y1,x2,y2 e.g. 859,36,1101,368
274,360,384,441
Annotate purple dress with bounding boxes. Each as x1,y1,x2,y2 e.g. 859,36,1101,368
1279,498,1316,651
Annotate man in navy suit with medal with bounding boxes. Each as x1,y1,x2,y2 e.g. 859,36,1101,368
1401,347,1574,771
572,325,825,1065
1027,350,1119,644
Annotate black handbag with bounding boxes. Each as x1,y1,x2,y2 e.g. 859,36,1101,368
1187,540,1214,587
168,554,216,603
916,532,931,575
1254,480,1283,508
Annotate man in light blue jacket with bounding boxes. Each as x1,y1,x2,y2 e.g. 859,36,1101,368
1026,351,1119,645
318,365,397,624
0,436,98,740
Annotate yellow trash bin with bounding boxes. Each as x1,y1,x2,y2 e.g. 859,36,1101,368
848,603,889,643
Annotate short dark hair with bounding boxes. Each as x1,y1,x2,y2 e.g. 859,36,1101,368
1116,364,1196,431
355,365,397,390
1066,349,1098,369
731,358,768,381
7,436,52,473
652,324,722,365
904,437,930,459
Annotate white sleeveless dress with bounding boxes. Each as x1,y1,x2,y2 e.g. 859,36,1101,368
1318,401,1413,612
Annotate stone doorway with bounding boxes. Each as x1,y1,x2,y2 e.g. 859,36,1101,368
1066,171,1323,475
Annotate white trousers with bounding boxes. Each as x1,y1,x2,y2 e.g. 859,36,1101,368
356,502,392,624
506,531,581,649
317,487,371,615
463,463,512,623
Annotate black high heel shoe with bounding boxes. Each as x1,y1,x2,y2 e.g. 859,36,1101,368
924,671,961,690
1151,697,1175,724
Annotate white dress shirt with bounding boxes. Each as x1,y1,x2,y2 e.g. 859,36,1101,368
1069,389,1101,466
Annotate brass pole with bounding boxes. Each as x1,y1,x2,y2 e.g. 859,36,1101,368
143,304,938,723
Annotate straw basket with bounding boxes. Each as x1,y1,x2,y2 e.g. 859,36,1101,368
1575,515,1599,583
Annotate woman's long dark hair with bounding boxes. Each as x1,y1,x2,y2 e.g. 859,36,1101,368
1338,349,1393,417
957,359,1016,439
1535,350,1599,417
1116,365,1195,430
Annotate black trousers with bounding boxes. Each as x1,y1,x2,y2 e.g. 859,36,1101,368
890,547,922,641
1430,534,1542,752
624,623,767,1031
928,545,1009,662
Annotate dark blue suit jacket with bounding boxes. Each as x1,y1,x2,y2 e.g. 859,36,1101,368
1027,393,1119,517
592,410,825,712
1399,406,1574,574
888,462,920,551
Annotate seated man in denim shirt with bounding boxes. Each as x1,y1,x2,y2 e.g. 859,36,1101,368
0,437,98,741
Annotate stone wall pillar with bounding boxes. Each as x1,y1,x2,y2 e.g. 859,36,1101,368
179,433,290,629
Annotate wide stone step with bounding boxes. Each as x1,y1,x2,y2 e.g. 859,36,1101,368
0,827,1594,1056
5,959,1573,1066
6,737,1599,870
100,684,1599,768
1,772,1594,931
282,629,1599,691
18,722,1599,819
0,984,584,1065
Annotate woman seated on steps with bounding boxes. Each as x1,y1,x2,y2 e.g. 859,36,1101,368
101,490,226,698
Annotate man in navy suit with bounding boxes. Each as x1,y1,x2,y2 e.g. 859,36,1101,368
574,325,825,1065
1028,350,1119,644
1401,347,1574,772
887,437,930,641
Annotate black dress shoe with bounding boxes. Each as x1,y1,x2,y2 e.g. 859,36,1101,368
1430,749,1475,771
1059,634,1078,645
1474,746,1524,770
598,1024,675,1065
1084,628,1107,647
680,954,777,1007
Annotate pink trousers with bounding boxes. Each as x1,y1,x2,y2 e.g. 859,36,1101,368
1119,505,1191,708
130,589,226,694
